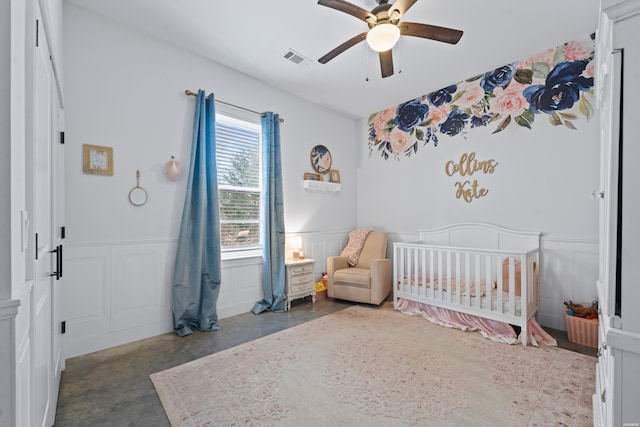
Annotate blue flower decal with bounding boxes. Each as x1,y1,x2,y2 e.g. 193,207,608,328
440,110,469,136
470,114,491,128
427,85,457,107
523,60,593,114
480,64,517,92
395,99,429,132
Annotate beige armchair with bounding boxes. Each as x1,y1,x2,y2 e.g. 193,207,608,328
327,231,391,305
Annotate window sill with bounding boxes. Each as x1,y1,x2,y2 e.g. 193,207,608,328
221,249,262,262
303,180,341,194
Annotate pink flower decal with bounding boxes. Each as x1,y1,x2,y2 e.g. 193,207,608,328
428,104,452,126
563,39,594,61
454,84,485,109
490,86,529,117
389,127,413,155
371,107,396,141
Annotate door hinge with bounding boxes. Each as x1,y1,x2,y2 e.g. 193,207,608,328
35,19,39,47
35,233,38,260
60,131,65,145
61,226,66,239
61,321,66,334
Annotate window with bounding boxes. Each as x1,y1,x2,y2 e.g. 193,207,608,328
216,107,262,253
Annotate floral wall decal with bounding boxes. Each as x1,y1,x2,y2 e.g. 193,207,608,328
368,35,595,161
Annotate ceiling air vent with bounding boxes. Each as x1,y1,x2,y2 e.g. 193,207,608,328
283,49,311,66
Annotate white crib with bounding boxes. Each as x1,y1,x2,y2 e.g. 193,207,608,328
393,223,540,346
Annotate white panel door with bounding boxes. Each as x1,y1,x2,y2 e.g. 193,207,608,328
29,4,61,426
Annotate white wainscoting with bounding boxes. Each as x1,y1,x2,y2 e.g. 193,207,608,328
216,256,263,319
0,293,22,427
63,241,176,358
61,232,596,358
13,280,33,427
298,231,350,277
539,237,599,331
63,233,353,358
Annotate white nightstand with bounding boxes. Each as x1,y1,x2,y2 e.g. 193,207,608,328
285,258,316,311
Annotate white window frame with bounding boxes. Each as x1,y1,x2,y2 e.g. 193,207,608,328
216,103,263,260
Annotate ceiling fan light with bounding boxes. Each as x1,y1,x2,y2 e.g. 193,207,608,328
366,23,400,52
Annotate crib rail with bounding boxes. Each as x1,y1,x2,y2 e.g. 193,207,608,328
393,242,539,331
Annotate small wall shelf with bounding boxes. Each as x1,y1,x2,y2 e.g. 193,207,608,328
303,180,341,194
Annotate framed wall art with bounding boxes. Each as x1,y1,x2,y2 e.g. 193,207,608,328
303,172,323,181
83,144,114,176
329,169,341,183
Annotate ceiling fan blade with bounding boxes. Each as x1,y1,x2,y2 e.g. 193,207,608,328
379,50,394,78
399,22,463,44
318,32,368,64
388,0,417,21
317,0,376,23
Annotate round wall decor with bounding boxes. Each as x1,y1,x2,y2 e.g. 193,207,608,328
310,145,332,174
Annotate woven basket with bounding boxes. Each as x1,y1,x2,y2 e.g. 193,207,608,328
564,310,598,348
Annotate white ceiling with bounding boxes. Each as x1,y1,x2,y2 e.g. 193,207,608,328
65,0,600,119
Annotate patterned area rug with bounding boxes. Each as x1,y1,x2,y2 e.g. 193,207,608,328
150,304,595,426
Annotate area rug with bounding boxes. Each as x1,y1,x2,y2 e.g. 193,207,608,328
150,304,595,427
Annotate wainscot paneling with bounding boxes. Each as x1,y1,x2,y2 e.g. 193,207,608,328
64,242,174,358
217,256,263,319
0,294,22,427
13,281,33,427
61,232,595,358
110,244,172,333
61,230,395,359
539,237,598,331
296,231,350,278
64,241,264,358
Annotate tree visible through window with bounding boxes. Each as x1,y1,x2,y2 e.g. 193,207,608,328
216,113,261,251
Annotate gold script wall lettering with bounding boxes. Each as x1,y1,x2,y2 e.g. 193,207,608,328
445,152,498,203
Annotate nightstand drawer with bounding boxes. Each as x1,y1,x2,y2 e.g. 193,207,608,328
290,264,313,275
290,280,314,294
289,272,313,286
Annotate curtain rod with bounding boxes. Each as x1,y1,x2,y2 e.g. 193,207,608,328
184,90,284,123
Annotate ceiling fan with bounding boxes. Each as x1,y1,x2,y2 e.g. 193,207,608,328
317,0,463,78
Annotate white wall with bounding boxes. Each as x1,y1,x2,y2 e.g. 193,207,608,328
356,59,601,330
63,3,359,357
1,0,11,304
4,1,27,425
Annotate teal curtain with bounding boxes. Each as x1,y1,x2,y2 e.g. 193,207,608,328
172,90,222,336
252,112,286,314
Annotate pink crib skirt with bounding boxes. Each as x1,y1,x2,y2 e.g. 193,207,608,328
396,298,557,346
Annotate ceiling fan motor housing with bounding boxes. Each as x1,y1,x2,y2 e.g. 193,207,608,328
369,4,394,28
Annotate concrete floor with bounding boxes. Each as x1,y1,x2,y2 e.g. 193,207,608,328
53,298,596,426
